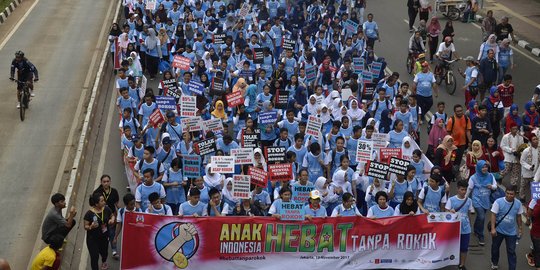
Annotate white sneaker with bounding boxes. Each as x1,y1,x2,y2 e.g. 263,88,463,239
16,103,20,109
30,91,35,97
490,263,498,269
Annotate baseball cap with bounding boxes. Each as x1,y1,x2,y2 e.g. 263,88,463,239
132,134,141,141
464,56,475,61
162,137,172,145
418,53,425,59
310,190,321,200
166,111,175,118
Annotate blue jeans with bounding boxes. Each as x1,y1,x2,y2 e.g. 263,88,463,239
491,233,517,270
474,207,488,241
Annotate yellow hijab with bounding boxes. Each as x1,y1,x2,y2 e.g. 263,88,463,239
211,100,227,120
470,140,484,159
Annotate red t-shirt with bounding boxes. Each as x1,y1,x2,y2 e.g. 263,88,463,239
497,84,514,108
531,202,540,238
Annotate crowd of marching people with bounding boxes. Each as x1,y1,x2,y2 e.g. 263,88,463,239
45,0,540,269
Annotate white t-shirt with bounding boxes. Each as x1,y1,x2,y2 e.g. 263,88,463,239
436,43,456,59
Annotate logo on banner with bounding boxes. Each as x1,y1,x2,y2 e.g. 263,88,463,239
155,222,199,269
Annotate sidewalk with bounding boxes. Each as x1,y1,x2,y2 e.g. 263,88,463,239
477,0,540,56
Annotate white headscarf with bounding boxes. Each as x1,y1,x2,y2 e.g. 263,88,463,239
204,164,223,188
319,104,332,124
128,51,143,77
254,148,267,170
222,177,240,204
305,95,319,115
401,136,414,160
331,98,342,118
347,99,365,121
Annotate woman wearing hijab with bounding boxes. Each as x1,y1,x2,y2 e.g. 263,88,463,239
466,160,497,246
401,136,415,160
523,101,540,139
434,135,457,182
233,78,248,96
108,23,122,66
127,51,143,78
378,109,393,134
427,118,447,159
211,100,228,121
145,28,162,80
427,16,441,61
301,95,319,121
478,34,499,61
158,28,170,64
504,104,522,133
253,148,267,171
467,99,479,120
466,140,486,177
485,137,505,182
330,98,343,119
483,86,504,139
394,191,420,216
498,39,514,83
203,164,224,190
318,104,334,134
244,84,258,117
348,99,365,128
221,178,240,207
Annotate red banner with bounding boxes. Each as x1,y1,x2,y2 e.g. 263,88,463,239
248,167,268,187
226,91,245,108
379,148,402,164
149,109,165,128
114,39,121,70
121,212,460,270
172,55,191,70
268,163,293,181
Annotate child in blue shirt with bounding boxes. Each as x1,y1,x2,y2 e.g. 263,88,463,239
178,188,208,217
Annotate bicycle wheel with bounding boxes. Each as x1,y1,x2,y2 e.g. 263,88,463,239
19,92,26,121
445,71,457,95
447,7,461,21
436,72,443,85
406,56,413,74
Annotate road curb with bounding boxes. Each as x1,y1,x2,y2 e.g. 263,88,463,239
0,0,22,24
475,14,540,57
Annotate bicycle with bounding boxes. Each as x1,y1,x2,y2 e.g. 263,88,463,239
406,52,419,75
14,79,31,121
435,59,459,95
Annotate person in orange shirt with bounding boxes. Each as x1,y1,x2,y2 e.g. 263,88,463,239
447,104,472,167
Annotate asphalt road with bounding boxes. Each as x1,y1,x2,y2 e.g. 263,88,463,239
69,0,540,270
0,0,115,269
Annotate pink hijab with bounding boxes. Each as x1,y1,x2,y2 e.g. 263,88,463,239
428,118,447,147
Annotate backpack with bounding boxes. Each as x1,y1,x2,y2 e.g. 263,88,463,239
331,148,349,168
449,115,469,136
422,185,446,205
123,117,139,133
136,159,162,175
373,99,391,115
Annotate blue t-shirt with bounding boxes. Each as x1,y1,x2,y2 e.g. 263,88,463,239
415,72,435,97
492,198,522,236
303,204,327,217
446,196,473,234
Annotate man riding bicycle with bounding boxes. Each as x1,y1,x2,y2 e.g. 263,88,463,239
10,51,39,108
409,30,426,75
414,53,428,76
435,36,459,75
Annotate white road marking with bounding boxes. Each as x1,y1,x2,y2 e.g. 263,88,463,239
0,0,40,50
26,0,118,268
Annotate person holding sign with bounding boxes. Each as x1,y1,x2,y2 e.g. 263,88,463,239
232,198,263,217
331,193,362,217
203,164,224,191
304,190,327,220
367,191,394,219
302,142,329,184
389,173,413,209
162,158,188,215
365,178,389,209
269,187,293,219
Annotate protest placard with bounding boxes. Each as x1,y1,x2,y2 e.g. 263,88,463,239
306,115,322,139
188,80,204,95
532,182,540,200
379,148,403,164
194,138,216,155
372,133,390,149
180,117,203,132
367,161,390,179
163,79,180,99
240,70,253,82
274,90,289,109
213,33,225,45
353,57,364,74
238,3,251,17
172,55,191,70
155,96,177,112
253,48,264,64
305,64,317,82
268,163,293,181
388,157,411,176
241,130,260,148
371,61,383,78
232,175,251,199
282,38,295,50
265,146,286,164
292,185,315,204
202,118,224,134
248,167,268,187
210,77,225,96
146,0,156,10
345,19,359,33
182,155,201,178
362,69,373,84
231,148,254,164
258,111,277,125
211,156,235,174
226,91,245,108
362,83,376,102
148,109,165,128
180,96,197,117
279,202,305,221
356,140,373,163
